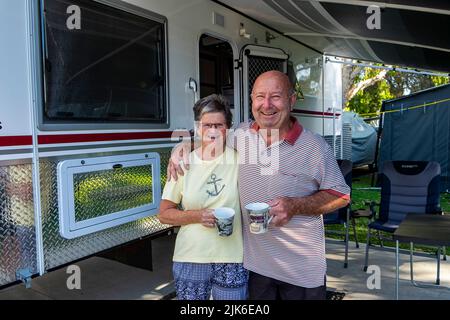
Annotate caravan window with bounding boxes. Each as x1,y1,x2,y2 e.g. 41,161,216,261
294,56,322,111
41,0,168,128
199,35,234,108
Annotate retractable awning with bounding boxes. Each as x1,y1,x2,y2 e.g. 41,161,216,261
219,0,450,73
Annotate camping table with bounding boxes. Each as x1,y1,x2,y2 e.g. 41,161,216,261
393,214,450,300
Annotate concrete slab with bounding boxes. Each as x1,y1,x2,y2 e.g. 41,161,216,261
325,238,450,300
0,285,51,300
0,234,177,300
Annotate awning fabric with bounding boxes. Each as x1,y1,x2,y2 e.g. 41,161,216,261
220,0,450,73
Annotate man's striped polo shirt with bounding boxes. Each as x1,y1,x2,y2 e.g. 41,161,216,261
235,117,350,288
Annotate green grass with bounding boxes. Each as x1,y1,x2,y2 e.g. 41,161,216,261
325,173,450,256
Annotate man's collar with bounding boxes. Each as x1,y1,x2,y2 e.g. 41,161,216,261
250,116,303,145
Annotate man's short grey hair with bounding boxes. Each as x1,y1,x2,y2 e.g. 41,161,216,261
193,94,233,128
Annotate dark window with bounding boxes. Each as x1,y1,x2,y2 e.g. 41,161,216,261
42,0,167,124
199,35,234,108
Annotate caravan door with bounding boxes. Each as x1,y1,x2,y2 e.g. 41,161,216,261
240,45,288,122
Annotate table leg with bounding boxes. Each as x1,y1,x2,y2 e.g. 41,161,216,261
396,240,399,300
437,247,441,285
410,242,414,283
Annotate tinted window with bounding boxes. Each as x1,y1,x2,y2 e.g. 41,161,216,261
199,35,234,108
42,0,167,124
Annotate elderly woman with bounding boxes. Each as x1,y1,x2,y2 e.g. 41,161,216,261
158,94,246,300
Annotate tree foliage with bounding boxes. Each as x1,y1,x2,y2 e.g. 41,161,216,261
344,64,449,116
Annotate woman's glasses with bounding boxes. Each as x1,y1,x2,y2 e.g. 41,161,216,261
201,123,226,129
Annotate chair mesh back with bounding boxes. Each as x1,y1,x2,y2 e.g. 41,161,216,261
379,161,441,224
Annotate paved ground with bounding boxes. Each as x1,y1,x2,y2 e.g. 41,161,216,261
1,233,450,300
326,238,450,300
0,235,175,300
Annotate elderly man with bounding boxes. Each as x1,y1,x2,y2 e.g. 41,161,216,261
168,70,350,300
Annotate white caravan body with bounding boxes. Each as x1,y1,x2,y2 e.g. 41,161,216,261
0,0,345,286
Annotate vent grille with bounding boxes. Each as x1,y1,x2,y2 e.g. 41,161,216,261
213,12,225,27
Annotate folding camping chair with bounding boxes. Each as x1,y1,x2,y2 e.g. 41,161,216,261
362,160,446,285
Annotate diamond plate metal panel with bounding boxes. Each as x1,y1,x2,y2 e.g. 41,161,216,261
0,164,37,286
41,148,172,270
74,165,153,222
247,56,285,119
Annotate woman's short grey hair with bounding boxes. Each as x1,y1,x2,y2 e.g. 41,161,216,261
193,94,233,128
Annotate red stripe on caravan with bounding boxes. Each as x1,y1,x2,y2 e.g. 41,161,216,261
38,131,180,145
0,135,33,147
292,109,341,117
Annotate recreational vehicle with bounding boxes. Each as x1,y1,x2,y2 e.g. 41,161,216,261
2,0,447,289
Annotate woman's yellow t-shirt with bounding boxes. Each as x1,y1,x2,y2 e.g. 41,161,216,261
161,147,242,263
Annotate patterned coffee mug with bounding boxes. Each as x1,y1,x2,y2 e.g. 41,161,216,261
245,202,273,234
214,207,235,236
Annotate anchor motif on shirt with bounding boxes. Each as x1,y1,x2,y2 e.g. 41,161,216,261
206,173,225,197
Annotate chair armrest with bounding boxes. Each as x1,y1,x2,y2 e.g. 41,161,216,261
368,201,378,219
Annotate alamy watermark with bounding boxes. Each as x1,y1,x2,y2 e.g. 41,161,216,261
366,265,381,290
66,265,81,290
171,127,280,175
366,5,381,30
66,5,81,30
